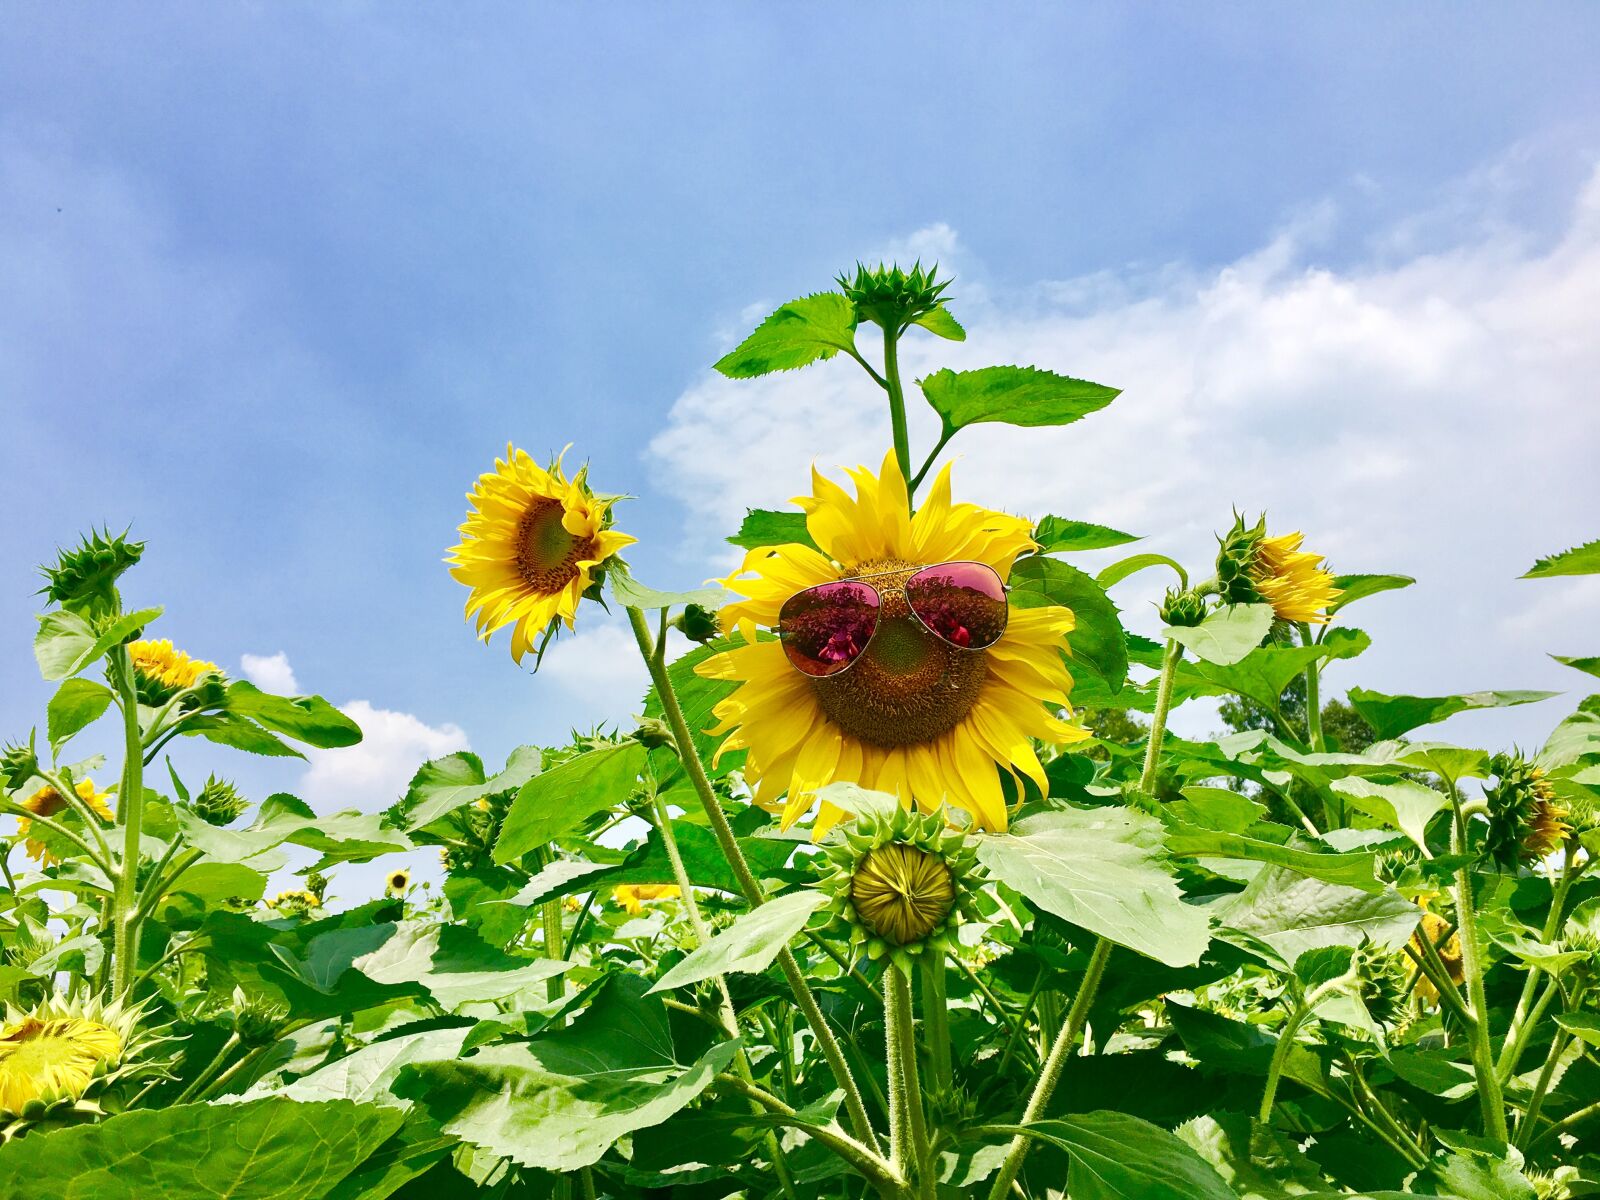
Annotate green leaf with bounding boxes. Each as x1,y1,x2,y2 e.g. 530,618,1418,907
651,890,827,992
1177,629,1370,712
911,305,966,341
1096,552,1187,591
918,365,1119,433
1033,516,1139,554
1163,603,1273,666
335,921,567,1010
642,639,743,777
187,712,304,758
1008,556,1127,695
225,682,362,749
1331,777,1450,852
176,794,408,866
976,807,1211,967
1163,823,1380,892
1522,536,1600,579
713,292,858,377
33,607,162,682
0,1098,402,1199
249,1026,473,1106
991,1112,1236,1200
1554,1012,1600,1049
494,743,647,863
1327,573,1415,615
726,509,818,552
1176,1112,1334,1199
397,746,542,831
1346,687,1557,741
1211,867,1419,966
1552,654,1600,680
1167,1003,1330,1095
609,570,728,612
46,678,114,754
393,975,739,1172
1537,705,1600,769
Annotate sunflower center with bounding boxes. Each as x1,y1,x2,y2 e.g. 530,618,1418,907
517,500,596,594
850,843,955,945
810,559,988,748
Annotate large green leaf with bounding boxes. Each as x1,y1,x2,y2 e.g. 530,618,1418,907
1163,603,1273,666
992,1112,1235,1200
1211,866,1419,966
1008,556,1127,695
1552,654,1600,680
225,681,362,748
1177,629,1369,712
0,1098,402,1200
651,890,826,992
185,712,303,759
1163,823,1380,892
918,365,1119,432
1033,516,1140,553
1331,777,1449,851
609,568,729,612
1346,687,1557,740
1522,537,1600,579
175,793,410,866
393,975,739,1171
1538,705,1600,769
337,921,567,1010
47,678,114,754
713,292,858,377
1176,1112,1334,1199
727,509,818,552
396,746,542,831
251,1026,473,1106
975,808,1210,967
494,742,647,862
35,607,162,681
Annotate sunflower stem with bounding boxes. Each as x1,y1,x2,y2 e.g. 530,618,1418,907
920,952,952,1095
886,967,932,1194
1297,622,1327,753
625,604,880,1150
1447,776,1509,1142
1498,843,1579,1079
173,1032,241,1106
1258,1000,1312,1123
110,646,147,998
986,936,1113,1200
1138,639,1184,795
881,324,914,492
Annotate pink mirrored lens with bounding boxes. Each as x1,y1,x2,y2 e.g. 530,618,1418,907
778,581,881,677
906,561,1007,649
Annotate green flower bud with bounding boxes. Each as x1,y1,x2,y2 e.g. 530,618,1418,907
632,717,675,751
1159,588,1208,628
36,529,144,618
836,261,952,331
670,603,720,645
0,735,40,791
191,776,248,827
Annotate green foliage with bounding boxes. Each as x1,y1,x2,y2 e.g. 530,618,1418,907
1033,515,1140,553
1521,535,1600,578
1347,687,1557,740
918,364,1120,434
1009,555,1128,695
712,292,858,377
727,508,818,551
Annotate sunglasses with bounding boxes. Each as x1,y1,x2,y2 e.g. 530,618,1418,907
775,560,1009,678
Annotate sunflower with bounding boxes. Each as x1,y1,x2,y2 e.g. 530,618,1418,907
446,445,636,663
1485,754,1570,867
127,639,219,703
613,884,680,915
1410,907,1464,1008
701,451,1084,835
15,781,113,865
0,993,151,1131
1217,514,1340,624
385,868,411,896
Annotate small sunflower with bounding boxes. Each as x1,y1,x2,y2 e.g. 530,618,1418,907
266,889,321,916
701,451,1085,835
127,639,220,704
385,868,411,896
446,445,636,664
15,781,113,865
1410,905,1464,1008
1485,753,1570,868
1217,514,1340,624
0,993,158,1137
613,883,681,915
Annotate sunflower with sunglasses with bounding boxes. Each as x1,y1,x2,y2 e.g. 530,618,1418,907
700,450,1085,835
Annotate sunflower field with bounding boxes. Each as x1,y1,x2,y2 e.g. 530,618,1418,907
3,263,1599,1200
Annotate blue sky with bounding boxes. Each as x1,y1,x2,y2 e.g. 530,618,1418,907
3,7,1599,870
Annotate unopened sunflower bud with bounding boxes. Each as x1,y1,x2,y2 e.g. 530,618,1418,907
1352,945,1408,1030
1159,588,1208,629
0,735,39,791
191,776,248,826
231,987,289,1047
304,870,329,901
36,529,144,617
632,717,675,751
671,604,720,645
1485,753,1569,868
837,261,952,331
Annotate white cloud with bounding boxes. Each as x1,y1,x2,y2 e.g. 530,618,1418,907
537,619,652,730
649,156,1600,750
299,699,469,813
240,651,300,695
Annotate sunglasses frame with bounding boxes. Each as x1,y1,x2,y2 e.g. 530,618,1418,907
774,559,1010,679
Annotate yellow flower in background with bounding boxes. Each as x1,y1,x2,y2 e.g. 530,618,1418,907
128,639,219,701
446,445,636,663
1410,906,1464,1008
16,781,112,865
1217,514,1340,624
613,884,680,915
701,451,1085,836
385,868,412,895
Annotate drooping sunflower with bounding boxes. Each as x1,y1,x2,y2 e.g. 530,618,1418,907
613,883,681,915
0,993,158,1137
15,781,113,865
447,445,636,663
1217,514,1340,624
127,639,220,703
701,451,1085,835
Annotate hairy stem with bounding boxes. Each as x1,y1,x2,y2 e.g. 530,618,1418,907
1138,640,1184,794
1259,1005,1312,1123
921,953,952,1095
986,937,1113,1200
1448,780,1508,1141
882,324,913,491
110,647,147,996
625,605,878,1148
1298,622,1325,752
